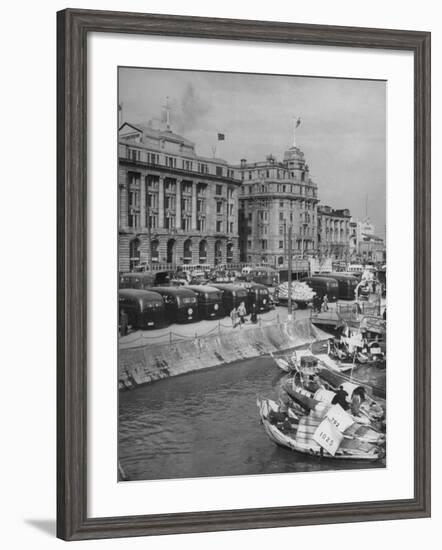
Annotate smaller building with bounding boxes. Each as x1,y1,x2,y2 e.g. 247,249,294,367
317,205,351,260
349,217,386,263
359,233,386,263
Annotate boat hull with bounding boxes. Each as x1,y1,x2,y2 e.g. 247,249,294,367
257,398,383,461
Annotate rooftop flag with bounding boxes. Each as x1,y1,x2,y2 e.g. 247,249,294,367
217,133,225,141
296,117,302,128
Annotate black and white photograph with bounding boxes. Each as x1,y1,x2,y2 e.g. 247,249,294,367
117,67,387,482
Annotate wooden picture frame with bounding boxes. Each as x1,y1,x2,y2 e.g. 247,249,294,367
57,8,431,541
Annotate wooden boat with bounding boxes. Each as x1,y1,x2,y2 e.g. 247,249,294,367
269,352,296,373
270,349,386,400
271,349,354,374
257,397,385,461
282,379,385,425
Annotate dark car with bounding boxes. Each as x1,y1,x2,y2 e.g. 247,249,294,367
186,285,225,319
301,276,339,302
208,283,250,314
241,282,271,312
149,286,199,323
317,273,359,301
118,289,165,330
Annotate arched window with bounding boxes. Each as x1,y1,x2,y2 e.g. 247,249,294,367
183,239,192,264
151,239,159,263
199,240,207,263
129,238,140,271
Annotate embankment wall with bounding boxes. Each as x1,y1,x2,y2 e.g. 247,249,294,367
119,319,330,389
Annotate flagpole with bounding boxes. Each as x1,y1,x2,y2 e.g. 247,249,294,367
216,133,225,158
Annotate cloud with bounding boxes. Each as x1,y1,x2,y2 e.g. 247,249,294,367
174,82,212,134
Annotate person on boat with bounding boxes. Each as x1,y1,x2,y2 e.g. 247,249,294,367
350,391,362,415
237,301,247,325
230,307,238,328
331,385,349,410
306,374,322,393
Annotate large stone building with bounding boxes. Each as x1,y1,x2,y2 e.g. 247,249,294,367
236,142,319,266
118,122,241,272
118,114,362,272
317,205,351,260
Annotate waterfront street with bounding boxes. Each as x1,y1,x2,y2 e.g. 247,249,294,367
119,296,385,349
119,304,313,348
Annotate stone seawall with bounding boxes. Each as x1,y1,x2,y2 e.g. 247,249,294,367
119,318,331,390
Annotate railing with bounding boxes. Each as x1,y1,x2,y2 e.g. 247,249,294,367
119,312,284,349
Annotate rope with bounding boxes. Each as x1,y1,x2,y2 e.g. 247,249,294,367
121,311,292,345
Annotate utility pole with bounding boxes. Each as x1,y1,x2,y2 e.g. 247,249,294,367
287,226,293,321
283,220,287,261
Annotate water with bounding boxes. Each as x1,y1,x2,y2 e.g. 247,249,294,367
119,357,385,481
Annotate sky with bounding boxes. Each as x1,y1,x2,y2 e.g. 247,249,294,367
119,67,386,235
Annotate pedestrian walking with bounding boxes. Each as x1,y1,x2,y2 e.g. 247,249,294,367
237,301,247,325
322,293,329,312
230,307,238,328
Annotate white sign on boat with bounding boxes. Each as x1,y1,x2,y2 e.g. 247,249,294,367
325,403,354,433
313,417,344,456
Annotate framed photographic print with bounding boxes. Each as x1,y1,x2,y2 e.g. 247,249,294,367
57,8,431,541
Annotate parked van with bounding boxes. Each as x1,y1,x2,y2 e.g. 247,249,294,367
118,289,165,330
208,283,250,314
301,276,339,302
186,285,225,319
247,266,279,287
149,287,199,323
318,273,359,301
119,271,171,289
241,282,271,312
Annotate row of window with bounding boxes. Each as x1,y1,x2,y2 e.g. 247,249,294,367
128,188,236,219
126,205,235,234
245,240,315,251
128,237,235,269
239,168,307,181
127,147,235,178
240,183,316,197
243,210,315,225
128,173,235,198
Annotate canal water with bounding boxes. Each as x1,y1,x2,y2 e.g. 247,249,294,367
119,356,385,481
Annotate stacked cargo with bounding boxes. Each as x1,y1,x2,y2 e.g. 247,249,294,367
277,281,316,305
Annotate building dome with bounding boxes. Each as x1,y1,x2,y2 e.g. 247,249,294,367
283,146,305,163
